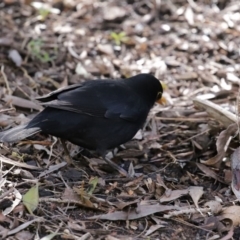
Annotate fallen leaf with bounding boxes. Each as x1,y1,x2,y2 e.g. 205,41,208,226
160,189,189,203
103,6,126,21
88,204,177,220
62,188,79,202
107,199,139,211
204,201,222,214
40,232,58,240
221,206,240,226
97,44,113,55
189,186,203,208
201,123,238,167
145,224,165,236
3,95,42,111
22,183,39,215
196,163,221,181
8,49,22,67
231,147,240,199
201,216,224,232
7,218,43,236
219,226,234,240
193,98,238,127
15,231,34,240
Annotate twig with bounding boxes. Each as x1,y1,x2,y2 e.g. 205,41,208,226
134,218,148,238
39,197,105,211
20,67,38,88
182,129,210,142
164,207,210,218
0,154,41,170
155,117,208,122
1,65,12,95
0,108,15,113
167,217,213,234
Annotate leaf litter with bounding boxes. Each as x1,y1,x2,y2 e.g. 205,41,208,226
0,0,240,239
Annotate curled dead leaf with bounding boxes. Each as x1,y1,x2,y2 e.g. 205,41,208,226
204,201,222,214
221,206,240,227
201,123,238,167
193,98,238,127
189,186,203,208
231,147,240,200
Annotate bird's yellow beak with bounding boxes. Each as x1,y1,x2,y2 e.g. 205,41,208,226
157,96,167,105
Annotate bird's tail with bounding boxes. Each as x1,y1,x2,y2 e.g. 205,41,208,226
0,125,41,143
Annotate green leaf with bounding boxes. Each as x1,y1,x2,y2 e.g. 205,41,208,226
22,183,39,215
87,177,98,195
38,8,50,20
110,31,128,45
27,39,54,63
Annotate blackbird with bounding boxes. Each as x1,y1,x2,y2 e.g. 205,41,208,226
0,74,164,176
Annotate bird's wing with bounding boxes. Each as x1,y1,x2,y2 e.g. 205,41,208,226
38,81,146,121
36,84,82,102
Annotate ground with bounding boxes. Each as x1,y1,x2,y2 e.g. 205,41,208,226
0,0,240,239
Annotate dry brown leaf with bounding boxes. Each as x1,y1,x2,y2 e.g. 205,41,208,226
188,186,203,208
38,162,66,178
175,72,198,80
201,216,224,232
193,98,238,127
201,123,238,167
145,224,165,236
159,189,189,203
105,236,121,240
67,221,86,231
19,169,34,179
196,163,222,181
88,204,177,220
155,174,169,199
74,185,97,209
3,95,42,111
231,147,240,199
108,199,139,211
127,162,135,177
0,225,8,239
221,206,240,226
97,44,113,55
204,201,222,214
62,188,79,202
216,124,237,152
15,230,34,240
202,152,225,168
219,226,234,240
7,218,43,236
124,175,144,187
103,6,126,21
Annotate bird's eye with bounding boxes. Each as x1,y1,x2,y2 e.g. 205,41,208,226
156,92,162,100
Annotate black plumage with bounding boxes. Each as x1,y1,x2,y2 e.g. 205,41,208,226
0,74,164,175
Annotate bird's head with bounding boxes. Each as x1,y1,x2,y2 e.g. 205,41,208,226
126,73,165,107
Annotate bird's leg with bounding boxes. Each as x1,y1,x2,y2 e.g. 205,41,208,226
102,154,129,177
60,138,73,165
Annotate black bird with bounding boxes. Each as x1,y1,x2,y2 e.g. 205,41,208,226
0,74,164,176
